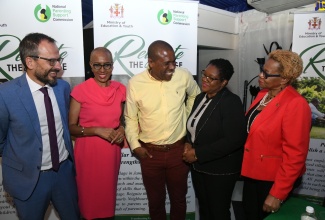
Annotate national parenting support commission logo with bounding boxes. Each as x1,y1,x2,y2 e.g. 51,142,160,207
34,4,51,22
157,9,172,25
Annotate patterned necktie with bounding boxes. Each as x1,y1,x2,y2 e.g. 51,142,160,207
39,87,60,171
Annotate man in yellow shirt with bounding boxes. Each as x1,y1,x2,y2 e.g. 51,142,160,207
124,40,200,220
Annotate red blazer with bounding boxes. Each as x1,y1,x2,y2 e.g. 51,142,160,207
241,86,311,200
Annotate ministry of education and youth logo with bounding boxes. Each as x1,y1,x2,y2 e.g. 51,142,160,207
109,4,124,18
307,17,322,30
34,4,51,22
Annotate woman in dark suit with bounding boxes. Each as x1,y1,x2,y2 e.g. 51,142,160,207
182,59,247,220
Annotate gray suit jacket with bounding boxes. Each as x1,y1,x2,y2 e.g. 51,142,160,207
0,73,74,200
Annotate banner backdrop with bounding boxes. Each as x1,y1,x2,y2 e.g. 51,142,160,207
93,0,198,77
93,0,198,219
0,0,84,80
0,0,84,219
292,11,325,204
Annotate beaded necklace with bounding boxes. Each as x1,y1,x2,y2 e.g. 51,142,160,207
260,93,274,106
246,93,273,133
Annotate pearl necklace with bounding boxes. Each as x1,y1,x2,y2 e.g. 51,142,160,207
259,93,274,106
247,93,273,133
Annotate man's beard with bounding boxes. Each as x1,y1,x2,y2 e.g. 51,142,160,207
35,69,58,86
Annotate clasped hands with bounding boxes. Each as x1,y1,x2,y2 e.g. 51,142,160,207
182,143,197,163
97,126,125,144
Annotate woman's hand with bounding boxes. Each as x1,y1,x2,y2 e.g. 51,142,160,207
95,127,117,142
111,126,125,144
263,194,282,213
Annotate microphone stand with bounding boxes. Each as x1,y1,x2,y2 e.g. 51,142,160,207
243,75,259,112
243,58,265,112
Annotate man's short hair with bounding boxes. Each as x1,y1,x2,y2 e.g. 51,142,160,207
19,33,56,68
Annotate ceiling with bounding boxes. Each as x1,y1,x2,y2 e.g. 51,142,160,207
199,0,253,12
81,0,253,27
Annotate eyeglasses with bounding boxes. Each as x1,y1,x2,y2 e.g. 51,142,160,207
29,56,63,66
92,63,113,70
201,70,222,83
260,68,281,79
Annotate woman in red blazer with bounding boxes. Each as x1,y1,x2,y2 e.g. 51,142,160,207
241,50,311,220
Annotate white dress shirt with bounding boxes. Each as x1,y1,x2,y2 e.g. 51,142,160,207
26,74,68,170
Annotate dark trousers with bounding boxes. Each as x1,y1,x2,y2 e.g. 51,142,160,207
140,145,189,220
242,178,273,220
13,159,80,220
191,170,239,220
242,177,302,220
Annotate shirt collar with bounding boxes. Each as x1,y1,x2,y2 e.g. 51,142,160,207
26,73,51,93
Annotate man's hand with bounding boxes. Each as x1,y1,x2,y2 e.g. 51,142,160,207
183,142,192,153
133,147,153,159
182,143,197,163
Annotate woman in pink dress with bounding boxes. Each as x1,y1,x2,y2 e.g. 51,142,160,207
69,47,126,220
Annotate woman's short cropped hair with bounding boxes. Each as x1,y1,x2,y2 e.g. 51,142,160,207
207,58,234,81
268,50,303,84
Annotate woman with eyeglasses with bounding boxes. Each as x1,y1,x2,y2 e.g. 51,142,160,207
69,47,126,220
182,59,247,220
241,50,311,220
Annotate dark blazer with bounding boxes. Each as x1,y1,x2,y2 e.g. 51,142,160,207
187,88,247,174
0,74,75,200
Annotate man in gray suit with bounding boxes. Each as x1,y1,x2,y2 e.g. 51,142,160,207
0,33,80,220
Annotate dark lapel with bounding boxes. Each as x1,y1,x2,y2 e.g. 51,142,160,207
195,88,228,139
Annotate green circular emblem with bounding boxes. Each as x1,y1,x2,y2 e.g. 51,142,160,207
157,9,172,25
34,4,51,22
